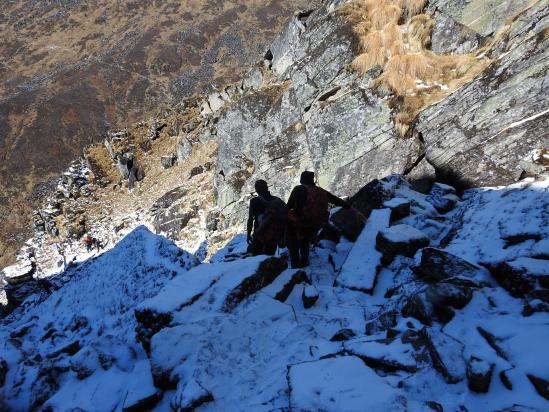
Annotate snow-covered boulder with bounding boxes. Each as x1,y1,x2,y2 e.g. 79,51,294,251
466,356,494,393
288,356,405,411
402,292,437,326
2,256,35,285
138,255,287,353
376,224,430,262
261,269,309,302
425,281,474,310
330,328,356,342
302,284,319,308
3,279,52,314
331,178,394,241
383,197,411,222
488,257,549,298
423,182,460,213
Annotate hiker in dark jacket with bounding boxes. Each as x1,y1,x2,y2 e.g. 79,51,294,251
286,171,350,268
247,180,288,256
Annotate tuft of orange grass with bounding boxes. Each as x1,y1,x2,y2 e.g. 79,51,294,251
408,14,435,49
402,0,427,18
352,48,388,72
341,0,492,136
382,23,403,48
369,4,402,29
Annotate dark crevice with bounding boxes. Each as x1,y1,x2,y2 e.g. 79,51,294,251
297,9,315,26
316,86,341,102
403,153,426,176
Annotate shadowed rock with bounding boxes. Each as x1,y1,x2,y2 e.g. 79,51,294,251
413,248,484,283
466,356,494,393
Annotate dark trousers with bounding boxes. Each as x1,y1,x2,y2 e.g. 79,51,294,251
286,224,315,268
249,238,277,256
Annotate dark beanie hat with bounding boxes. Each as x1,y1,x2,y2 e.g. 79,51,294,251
255,179,268,193
300,171,315,185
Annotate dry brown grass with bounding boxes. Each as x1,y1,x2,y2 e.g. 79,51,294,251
408,14,435,49
84,144,120,185
369,4,402,29
342,0,492,135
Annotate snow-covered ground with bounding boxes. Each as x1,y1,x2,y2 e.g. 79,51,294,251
1,175,548,411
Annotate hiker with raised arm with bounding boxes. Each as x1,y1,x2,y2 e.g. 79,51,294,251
286,171,351,268
247,180,288,256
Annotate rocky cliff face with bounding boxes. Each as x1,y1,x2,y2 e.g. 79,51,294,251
418,0,549,187
212,0,548,230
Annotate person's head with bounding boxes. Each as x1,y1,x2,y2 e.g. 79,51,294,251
300,171,315,186
254,179,269,196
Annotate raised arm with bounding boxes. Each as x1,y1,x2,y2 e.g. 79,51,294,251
325,190,351,209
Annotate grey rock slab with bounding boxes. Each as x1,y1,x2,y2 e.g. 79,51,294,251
431,11,485,54
417,2,549,188
241,66,263,91
427,0,533,36
150,186,188,215
207,93,226,113
152,206,196,240
306,87,421,196
176,137,193,163
421,327,466,384
2,257,35,285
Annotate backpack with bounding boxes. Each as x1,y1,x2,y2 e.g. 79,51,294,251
255,196,288,247
301,186,329,229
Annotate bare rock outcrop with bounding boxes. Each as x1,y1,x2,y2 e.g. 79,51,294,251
417,1,549,187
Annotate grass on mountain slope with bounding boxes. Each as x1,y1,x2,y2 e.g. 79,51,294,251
341,0,492,136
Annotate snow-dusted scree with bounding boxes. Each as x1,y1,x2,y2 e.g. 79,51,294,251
1,175,548,411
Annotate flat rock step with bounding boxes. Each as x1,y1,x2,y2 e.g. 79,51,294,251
376,224,430,263
260,269,309,302
288,356,403,411
344,339,417,372
336,208,391,294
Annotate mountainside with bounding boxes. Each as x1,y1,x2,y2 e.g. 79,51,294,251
0,0,317,268
1,0,548,410
1,175,548,410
